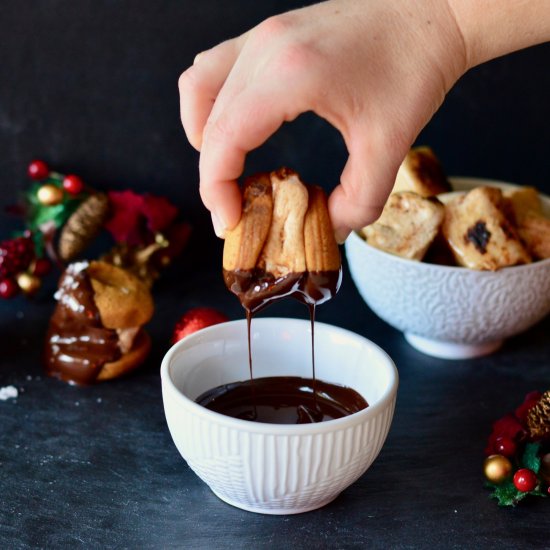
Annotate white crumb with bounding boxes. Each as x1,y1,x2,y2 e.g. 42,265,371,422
0,386,18,401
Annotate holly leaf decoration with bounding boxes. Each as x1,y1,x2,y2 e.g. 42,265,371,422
487,479,529,507
486,442,546,506
522,442,541,472
25,179,88,231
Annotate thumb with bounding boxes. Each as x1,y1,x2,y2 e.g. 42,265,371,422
328,131,403,243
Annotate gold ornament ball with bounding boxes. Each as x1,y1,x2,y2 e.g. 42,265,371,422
37,184,64,206
483,454,513,484
16,272,41,295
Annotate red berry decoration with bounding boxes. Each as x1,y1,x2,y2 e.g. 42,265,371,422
28,159,50,180
63,174,84,195
31,258,51,277
513,468,537,492
172,307,229,344
494,436,517,458
0,278,19,299
0,236,35,280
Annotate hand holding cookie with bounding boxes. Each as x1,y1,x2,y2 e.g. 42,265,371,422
179,0,550,242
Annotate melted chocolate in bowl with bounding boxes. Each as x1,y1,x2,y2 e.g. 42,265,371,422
196,376,368,424
197,266,368,425
44,262,121,385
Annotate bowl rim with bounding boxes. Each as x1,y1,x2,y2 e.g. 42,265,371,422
160,317,399,435
347,176,550,273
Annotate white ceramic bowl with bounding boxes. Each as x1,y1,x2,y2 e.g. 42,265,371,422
161,318,398,515
345,177,550,359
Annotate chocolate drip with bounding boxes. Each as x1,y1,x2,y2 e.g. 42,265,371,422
44,262,121,385
196,376,368,424
208,266,363,424
223,268,342,314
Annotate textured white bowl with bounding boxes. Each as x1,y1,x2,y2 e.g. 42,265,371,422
345,177,550,359
161,318,398,515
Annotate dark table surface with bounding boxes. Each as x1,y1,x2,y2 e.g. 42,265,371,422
1,1,550,548
1,241,549,549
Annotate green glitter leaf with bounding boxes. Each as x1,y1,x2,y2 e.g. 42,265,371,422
521,442,541,473
488,479,527,507
25,181,88,231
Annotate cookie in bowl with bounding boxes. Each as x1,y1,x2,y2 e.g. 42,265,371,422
346,146,550,358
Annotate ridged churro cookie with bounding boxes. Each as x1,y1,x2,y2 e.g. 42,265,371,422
223,168,341,313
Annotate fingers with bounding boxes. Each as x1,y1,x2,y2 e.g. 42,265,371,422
199,86,307,235
328,130,402,244
178,38,243,151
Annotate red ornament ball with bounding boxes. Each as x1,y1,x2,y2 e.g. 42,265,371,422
513,468,537,492
32,258,52,277
28,159,50,180
0,278,19,299
63,174,84,195
172,307,229,344
494,436,517,458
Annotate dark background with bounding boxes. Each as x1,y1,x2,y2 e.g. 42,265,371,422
1,2,549,549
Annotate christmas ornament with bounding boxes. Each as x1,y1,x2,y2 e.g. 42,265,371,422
62,174,85,195
0,278,19,299
513,469,538,492
1,160,190,302
16,272,41,295
483,455,512,484
31,258,52,277
37,184,64,206
526,391,550,439
494,437,517,458
58,193,110,261
28,159,49,180
172,308,229,344
484,390,549,506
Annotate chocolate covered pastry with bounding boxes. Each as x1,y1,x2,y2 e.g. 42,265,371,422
222,168,341,313
45,260,154,384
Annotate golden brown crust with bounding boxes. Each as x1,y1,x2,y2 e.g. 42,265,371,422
503,186,550,260
223,173,273,271
362,192,445,261
393,146,451,197
97,329,151,381
88,261,154,329
504,187,543,222
259,169,308,276
442,187,531,270
304,185,341,271
222,168,340,275
516,215,550,260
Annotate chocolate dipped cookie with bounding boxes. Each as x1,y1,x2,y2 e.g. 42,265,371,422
45,260,153,384
223,168,341,313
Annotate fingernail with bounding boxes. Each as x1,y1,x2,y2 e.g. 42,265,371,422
211,211,227,239
193,52,204,65
334,227,351,245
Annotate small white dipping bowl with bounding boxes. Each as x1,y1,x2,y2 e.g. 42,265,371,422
345,177,550,359
161,318,398,515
